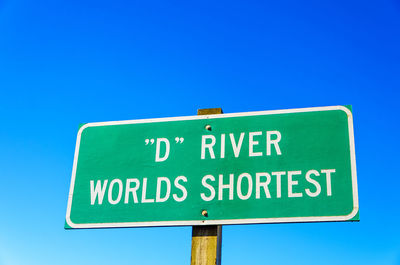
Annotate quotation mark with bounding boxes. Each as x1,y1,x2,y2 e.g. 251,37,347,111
145,139,155,145
145,138,184,145
175,137,184,144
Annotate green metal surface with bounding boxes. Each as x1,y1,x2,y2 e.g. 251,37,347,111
65,106,358,228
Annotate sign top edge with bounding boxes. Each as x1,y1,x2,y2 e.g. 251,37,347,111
77,105,352,133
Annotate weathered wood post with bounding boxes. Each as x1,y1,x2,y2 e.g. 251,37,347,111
190,107,223,265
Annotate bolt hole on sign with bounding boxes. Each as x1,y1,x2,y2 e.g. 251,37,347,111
65,106,359,229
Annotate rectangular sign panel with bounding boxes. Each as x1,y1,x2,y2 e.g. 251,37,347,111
65,106,358,228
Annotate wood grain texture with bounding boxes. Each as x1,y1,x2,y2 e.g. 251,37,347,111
191,108,223,265
191,226,222,265
197,108,223,115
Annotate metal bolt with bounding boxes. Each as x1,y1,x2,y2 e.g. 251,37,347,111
201,210,208,217
205,125,211,131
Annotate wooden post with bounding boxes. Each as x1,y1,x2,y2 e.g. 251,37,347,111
191,107,223,265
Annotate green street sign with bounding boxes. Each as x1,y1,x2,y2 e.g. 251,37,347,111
65,106,358,229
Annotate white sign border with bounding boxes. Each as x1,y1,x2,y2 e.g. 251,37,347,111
65,105,359,228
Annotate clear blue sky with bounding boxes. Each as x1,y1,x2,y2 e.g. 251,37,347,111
0,0,399,264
